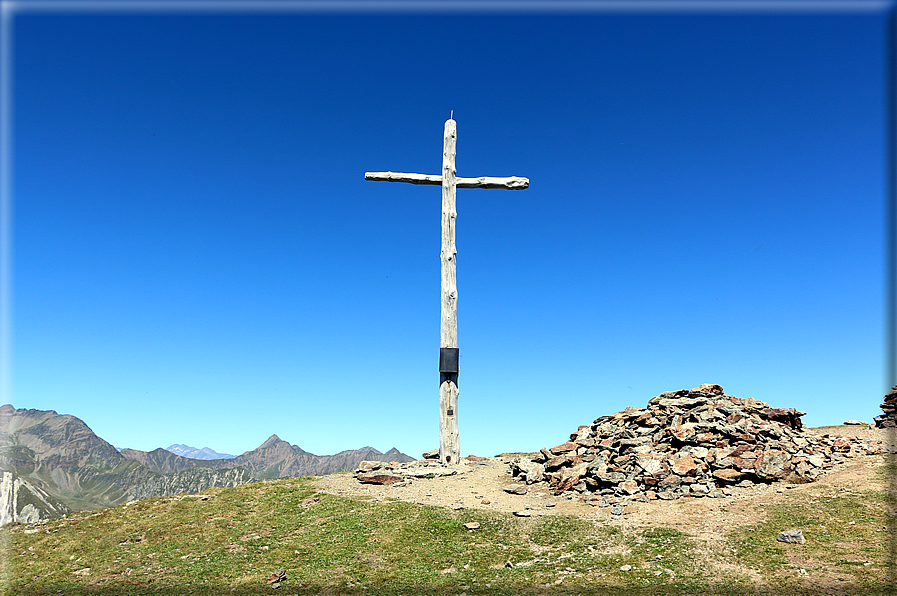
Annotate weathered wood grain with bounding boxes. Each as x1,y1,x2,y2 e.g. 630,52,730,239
364,117,528,467
439,373,459,465
365,171,529,189
440,119,460,465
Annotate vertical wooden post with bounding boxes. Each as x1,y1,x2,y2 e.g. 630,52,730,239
365,118,528,467
439,118,460,465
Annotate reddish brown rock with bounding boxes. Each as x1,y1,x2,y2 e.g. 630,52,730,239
830,438,851,453
760,408,805,430
737,446,761,459
736,456,759,469
555,463,587,493
266,569,286,585
544,454,575,471
754,450,791,480
658,474,682,489
691,383,725,395
550,441,578,454
671,456,698,477
620,480,639,494
696,432,717,443
712,468,744,482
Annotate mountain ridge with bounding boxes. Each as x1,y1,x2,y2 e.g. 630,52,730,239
0,404,414,525
128,434,413,480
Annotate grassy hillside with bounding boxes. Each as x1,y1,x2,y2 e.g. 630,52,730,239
1,467,892,596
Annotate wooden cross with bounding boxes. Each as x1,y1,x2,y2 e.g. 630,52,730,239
365,117,529,465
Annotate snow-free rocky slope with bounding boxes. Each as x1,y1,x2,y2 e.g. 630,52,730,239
0,404,412,524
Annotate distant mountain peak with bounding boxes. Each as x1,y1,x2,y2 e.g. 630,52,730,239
0,404,415,526
164,444,235,460
260,435,284,449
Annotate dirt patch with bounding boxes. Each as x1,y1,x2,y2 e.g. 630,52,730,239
313,452,887,529
312,427,892,528
807,425,894,443
311,426,893,593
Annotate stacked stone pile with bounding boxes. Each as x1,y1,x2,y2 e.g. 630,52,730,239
509,384,882,501
873,385,897,428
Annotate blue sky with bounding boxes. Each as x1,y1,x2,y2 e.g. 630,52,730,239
3,1,891,459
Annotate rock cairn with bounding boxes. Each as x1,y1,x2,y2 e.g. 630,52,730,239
509,384,882,501
874,385,897,428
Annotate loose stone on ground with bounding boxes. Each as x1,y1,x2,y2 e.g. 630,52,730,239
776,529,807,544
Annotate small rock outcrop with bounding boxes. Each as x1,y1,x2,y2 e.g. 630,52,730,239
127,467,255,500
0,470,71,526
509,384,882,501
874,385,897,428
353,454,493,485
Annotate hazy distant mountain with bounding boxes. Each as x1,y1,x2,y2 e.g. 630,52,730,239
124,435,415,480
0,404,415,525
202,435,415,479
118,447,221,475
165,444,235,460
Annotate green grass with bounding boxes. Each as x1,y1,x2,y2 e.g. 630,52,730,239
727,486,891,594
2,470,893,596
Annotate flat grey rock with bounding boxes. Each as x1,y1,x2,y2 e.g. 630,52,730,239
502,484,527,495
776,529,806,544
402,467,460,478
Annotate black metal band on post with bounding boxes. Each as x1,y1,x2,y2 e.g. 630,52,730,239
366,118,527,466
439,347,459,374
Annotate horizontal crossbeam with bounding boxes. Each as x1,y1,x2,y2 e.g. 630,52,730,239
365,171,529,189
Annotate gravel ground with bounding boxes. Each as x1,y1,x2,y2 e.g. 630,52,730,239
311,425,893,524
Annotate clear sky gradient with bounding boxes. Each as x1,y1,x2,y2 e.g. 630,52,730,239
4,1,892,459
